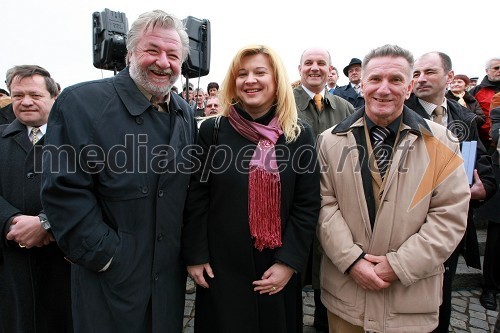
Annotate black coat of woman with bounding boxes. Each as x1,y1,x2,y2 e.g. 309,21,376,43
182,108,320,333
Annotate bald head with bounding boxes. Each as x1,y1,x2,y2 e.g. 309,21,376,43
300,48,331,66
298,48,333,93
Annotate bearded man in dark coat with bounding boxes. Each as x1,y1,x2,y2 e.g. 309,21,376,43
41,10,197,333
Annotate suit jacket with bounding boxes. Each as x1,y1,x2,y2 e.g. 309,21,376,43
0,119,72,333
294,85,355,139
332,83,365,109
41,67,197,333
406,94,497,267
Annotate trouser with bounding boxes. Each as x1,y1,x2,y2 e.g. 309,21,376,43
483,222,500,291
433,246,460,332
314,288,328,329
327,311,364,333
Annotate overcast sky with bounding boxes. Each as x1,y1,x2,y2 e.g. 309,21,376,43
2,0,499,94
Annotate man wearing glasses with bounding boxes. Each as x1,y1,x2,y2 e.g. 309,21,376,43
470,58,500,149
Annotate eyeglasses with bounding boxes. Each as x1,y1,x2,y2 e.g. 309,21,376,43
490,66,500,71
206,104,219,108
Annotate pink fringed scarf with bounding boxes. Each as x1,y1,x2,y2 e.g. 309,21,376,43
228,106,283,251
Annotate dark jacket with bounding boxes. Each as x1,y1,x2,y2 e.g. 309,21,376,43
332,83,365,109
445,90,485,126
0,104,15,125
406,94,497,267
491,107,500,166
41,68,197,333
0,120,72,333
182,112,320,333
476,106,500,224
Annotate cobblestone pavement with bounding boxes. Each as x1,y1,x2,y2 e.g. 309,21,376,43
183,287,499,332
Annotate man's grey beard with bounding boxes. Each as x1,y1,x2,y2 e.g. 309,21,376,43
129,60,178,98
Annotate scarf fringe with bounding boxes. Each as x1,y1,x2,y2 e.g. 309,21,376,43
249,166,282,251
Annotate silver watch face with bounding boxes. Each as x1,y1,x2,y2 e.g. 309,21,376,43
40,218,51,230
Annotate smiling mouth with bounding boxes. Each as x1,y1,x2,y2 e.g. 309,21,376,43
151,70,169,76
374,97,391,102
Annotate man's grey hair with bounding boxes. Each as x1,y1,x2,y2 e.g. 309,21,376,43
362,44,414,79
486,58,500,69
125,10,190,65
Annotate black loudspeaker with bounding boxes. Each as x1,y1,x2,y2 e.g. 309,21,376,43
182,16,211,78
92,8,128,72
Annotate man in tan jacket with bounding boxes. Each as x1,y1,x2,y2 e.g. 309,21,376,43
317,44,470,333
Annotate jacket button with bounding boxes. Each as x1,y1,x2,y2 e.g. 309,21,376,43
153,274,159,281
141,186,148,194
158,190,164,197
26,172,35,179
157,233,164,241
135,117,144,125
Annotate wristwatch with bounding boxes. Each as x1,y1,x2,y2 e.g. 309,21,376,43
39,216,51,231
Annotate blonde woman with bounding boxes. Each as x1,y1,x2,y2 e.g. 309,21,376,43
182,45,320,332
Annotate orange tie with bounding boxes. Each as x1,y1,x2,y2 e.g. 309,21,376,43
314,94,323,112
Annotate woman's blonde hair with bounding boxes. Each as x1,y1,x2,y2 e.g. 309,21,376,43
219,44,301,143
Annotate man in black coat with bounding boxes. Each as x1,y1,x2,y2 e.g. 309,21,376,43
333,57,365,109
0,65,72,332
406,51,496,333
41,10,197,333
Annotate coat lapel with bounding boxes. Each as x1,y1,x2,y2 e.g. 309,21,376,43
3,119,32,153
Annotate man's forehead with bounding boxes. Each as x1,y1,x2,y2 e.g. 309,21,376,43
302,49,328,62
11,75,46,89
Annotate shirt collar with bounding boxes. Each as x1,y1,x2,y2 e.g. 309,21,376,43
135,83,171,109
301,84,324,100
364,113,401,136
27,124,47,138
418,97,447,117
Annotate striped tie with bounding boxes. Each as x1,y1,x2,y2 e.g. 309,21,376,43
371,126,391,177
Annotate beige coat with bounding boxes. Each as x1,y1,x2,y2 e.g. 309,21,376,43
317,108,470,333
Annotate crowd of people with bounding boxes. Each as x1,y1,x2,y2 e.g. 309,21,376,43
0,8,499,333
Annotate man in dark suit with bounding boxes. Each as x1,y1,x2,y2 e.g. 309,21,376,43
333,57,365,109
41,10,197,333
0,65,72,332
406,51,496,332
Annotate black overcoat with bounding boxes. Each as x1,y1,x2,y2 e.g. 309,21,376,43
41,68,197,333
0,120,72,333
182,111,320,333
406,95,497,268
332,84,365,110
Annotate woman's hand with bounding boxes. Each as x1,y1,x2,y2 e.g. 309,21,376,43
252,262,294,295
187,263,214,289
